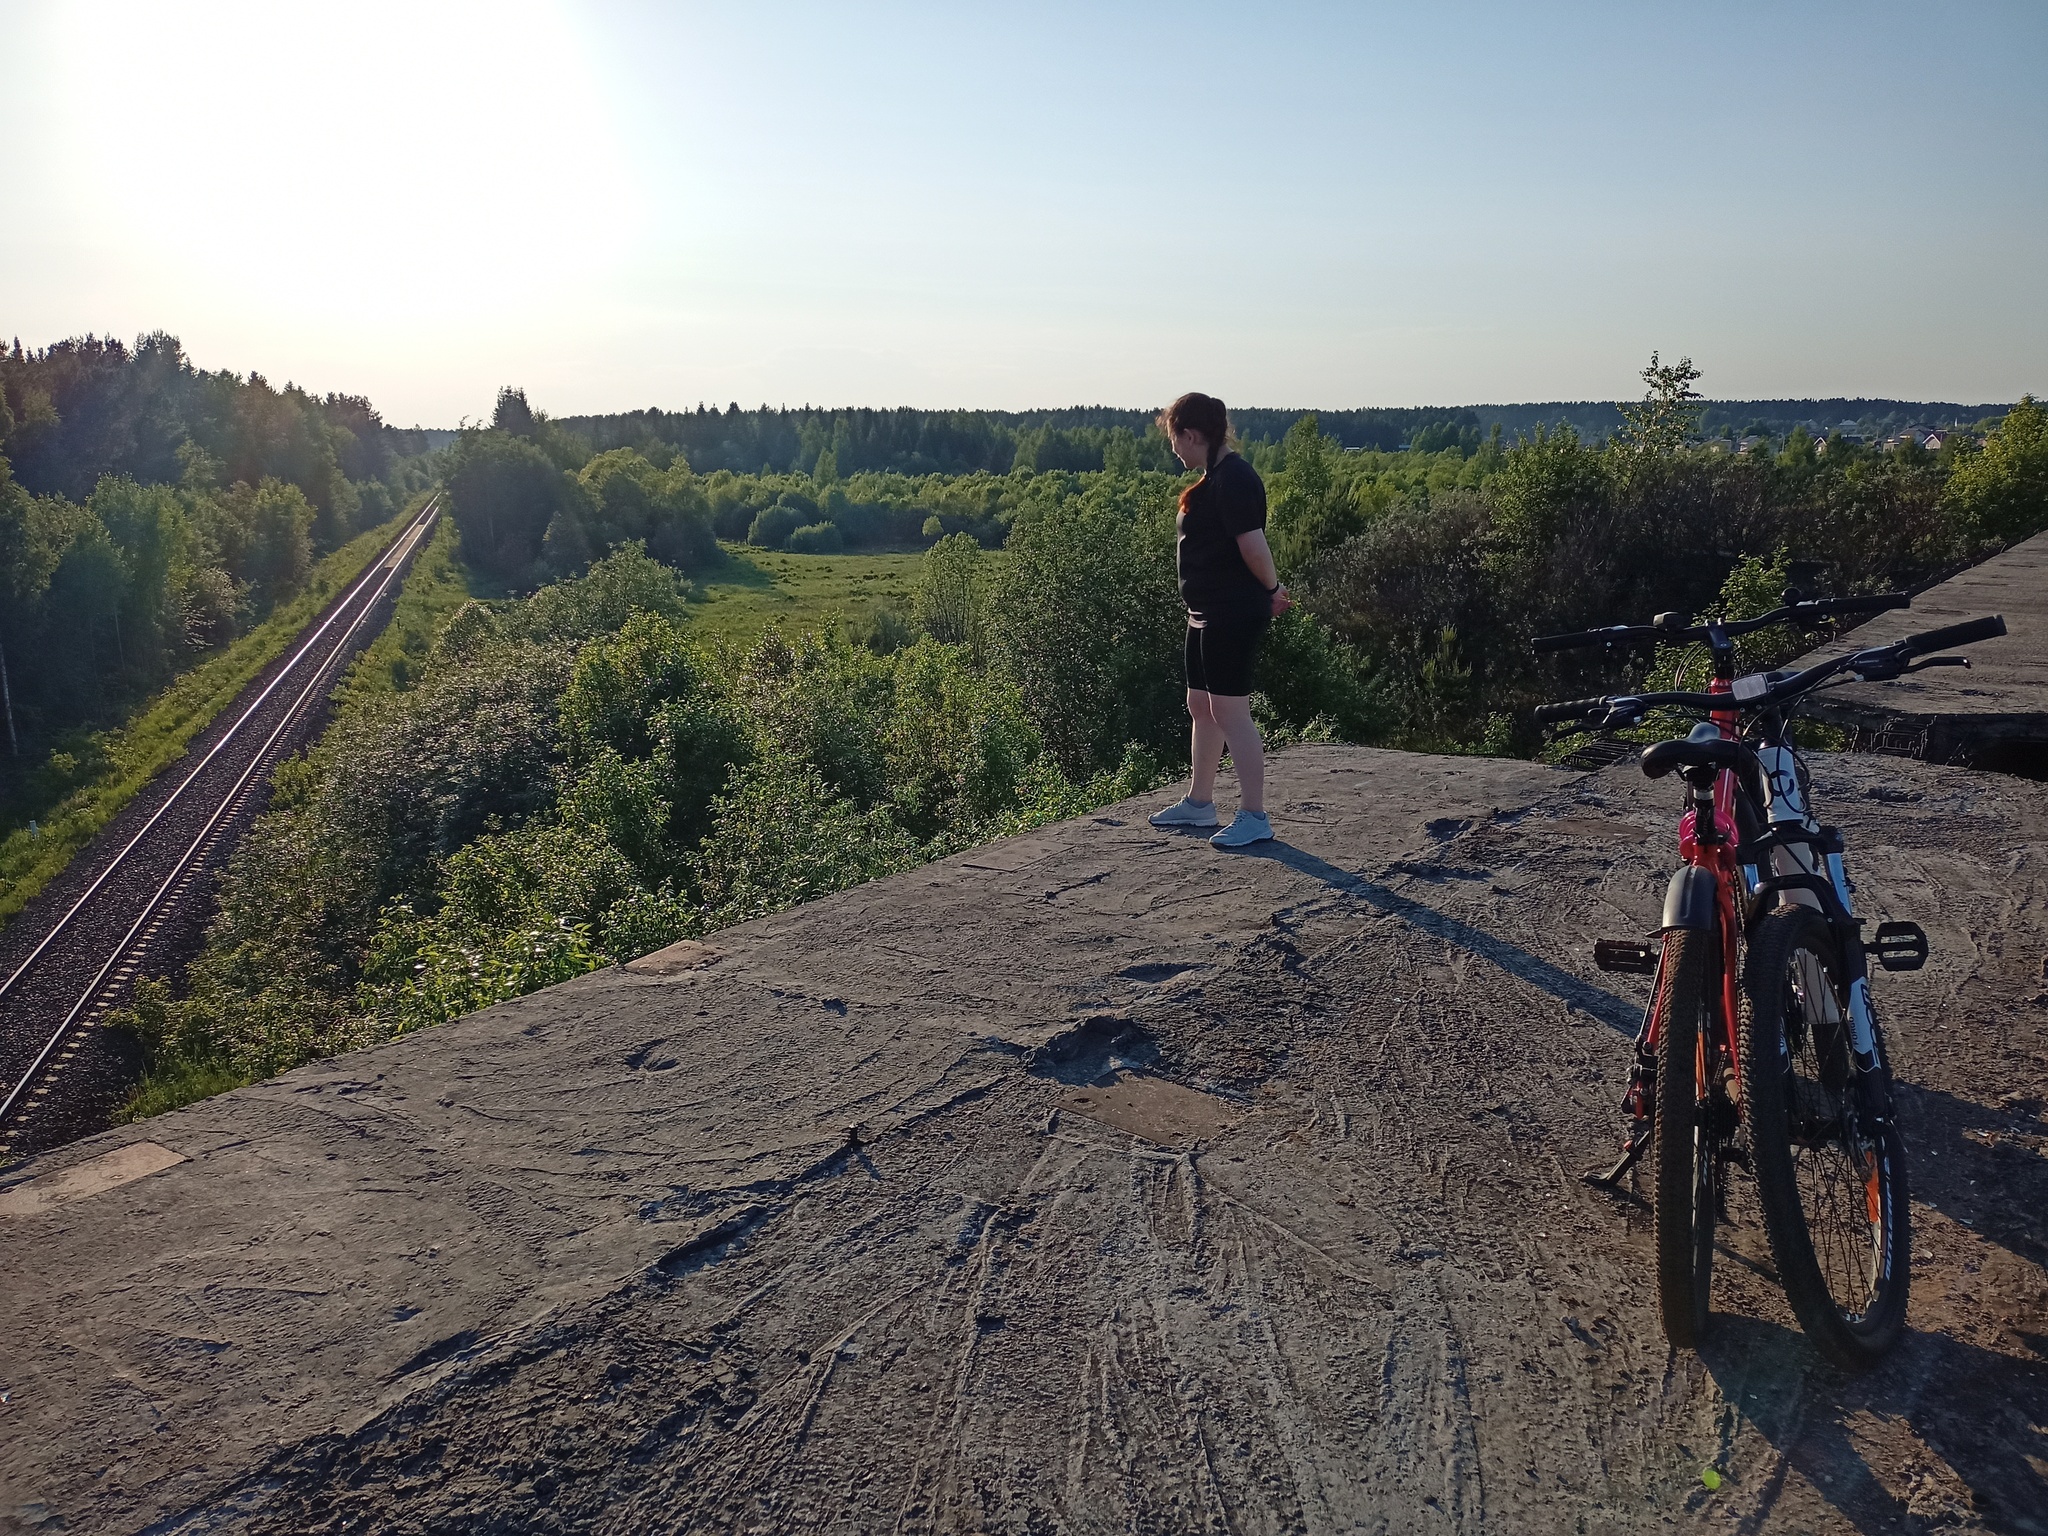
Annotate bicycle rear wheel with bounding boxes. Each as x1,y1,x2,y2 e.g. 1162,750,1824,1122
1654,927,1716,1349
1739,905,1910,1367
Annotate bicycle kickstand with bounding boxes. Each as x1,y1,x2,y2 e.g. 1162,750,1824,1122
1584,1122,1652,1187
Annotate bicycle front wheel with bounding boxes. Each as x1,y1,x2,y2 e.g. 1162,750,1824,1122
1739,905,1911,1367
1654,927,1716,1349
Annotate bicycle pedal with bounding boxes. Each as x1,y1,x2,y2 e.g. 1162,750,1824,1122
1872,920,1929,972
1594,939,1657,975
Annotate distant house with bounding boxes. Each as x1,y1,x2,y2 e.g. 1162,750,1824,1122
1738,435,1767,452
1922,430,1949,450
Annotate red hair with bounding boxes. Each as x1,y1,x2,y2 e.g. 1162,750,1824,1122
1159,392,1230,513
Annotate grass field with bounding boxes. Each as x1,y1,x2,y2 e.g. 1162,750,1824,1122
683,543,927,647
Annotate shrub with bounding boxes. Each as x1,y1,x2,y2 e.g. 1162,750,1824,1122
985,479,1183,777
748,504,803,548
845,604,914,655
1944,394,2048,546
786,521,844,553
910,533,985,653
688,753,915,926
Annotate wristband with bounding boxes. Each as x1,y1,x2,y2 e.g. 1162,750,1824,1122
1265,580,1282,594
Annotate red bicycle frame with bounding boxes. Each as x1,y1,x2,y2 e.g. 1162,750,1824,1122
1640,679,1746,1112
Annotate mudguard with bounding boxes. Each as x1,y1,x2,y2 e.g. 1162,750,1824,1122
1659,866,1718,932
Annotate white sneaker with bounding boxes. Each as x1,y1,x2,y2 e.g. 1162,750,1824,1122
1148,796,1219,828
1210,810,1274,848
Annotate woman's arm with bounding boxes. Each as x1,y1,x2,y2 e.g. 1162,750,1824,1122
1235,529,1294,616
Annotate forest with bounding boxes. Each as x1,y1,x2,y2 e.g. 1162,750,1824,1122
109,358,2048,1119
553,395,2012,479
0,333,435,806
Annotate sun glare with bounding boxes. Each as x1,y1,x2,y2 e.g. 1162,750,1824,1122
49,0,634,326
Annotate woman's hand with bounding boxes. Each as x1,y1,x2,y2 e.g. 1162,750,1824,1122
1270,583,1294,617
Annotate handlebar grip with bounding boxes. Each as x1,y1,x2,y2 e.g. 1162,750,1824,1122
1824,592,1910,616
1532,626,1657,653
1905,614,2006,655
1534,697,1608,723
1532,631,1604,654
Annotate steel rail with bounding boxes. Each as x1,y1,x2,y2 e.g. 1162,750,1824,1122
0,496,438,1008
0,499,440,1128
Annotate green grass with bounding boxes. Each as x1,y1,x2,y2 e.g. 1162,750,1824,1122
0,503,424,930
115,1057,245,1123
686,543,927,647
334,517,479,703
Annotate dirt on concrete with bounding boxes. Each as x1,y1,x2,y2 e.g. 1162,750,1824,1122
0,743,2043,1535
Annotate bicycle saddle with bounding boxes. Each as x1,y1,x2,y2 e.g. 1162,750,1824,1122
1641,724,1746,780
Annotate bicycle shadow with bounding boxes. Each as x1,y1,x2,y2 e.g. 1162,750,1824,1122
1893,1078,2048,1271
1700,1314,2048,1535
1237,840,1643,1035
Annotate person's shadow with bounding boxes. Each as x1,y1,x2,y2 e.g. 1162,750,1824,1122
1234,838,1643,1034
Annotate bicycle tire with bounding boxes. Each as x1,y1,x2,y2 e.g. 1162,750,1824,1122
1654,927,1715,1348
1739,905,1911,1367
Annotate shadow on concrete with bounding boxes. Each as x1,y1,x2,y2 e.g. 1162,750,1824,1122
1701,1313,2048,1536
1895,1078,2048,1270
1241,841,1642,1034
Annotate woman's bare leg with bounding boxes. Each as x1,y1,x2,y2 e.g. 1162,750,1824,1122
1207,693,1265,814
1188,689,1226,804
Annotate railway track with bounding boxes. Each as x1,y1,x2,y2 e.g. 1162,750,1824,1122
0,496,441,1158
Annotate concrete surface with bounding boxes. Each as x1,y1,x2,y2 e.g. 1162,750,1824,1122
1795,526,2048,771
1,743,2044,1535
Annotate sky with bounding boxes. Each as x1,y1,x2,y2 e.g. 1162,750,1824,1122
2,0,2043,426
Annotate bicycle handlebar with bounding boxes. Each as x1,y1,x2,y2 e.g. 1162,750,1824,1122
1532,614,2006,729
1900,614,2006,655
1530,591,1910,654
1533,696,1610,723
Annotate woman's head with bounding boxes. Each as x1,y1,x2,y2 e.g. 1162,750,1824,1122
1160,392,1229,472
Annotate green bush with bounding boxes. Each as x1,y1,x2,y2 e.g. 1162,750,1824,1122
1944,395,2048,546
787,521,845,553
910,532,986,653
748,504,804,548
688,752,916,927
985,479,1183,777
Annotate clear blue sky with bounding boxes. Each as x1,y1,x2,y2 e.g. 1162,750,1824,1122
2,0,2042,425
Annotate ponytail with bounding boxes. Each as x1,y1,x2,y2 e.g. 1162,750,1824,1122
1159,391,1231,511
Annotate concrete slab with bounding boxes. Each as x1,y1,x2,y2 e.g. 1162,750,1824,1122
0,743,2043,1535
1794,525,2048,770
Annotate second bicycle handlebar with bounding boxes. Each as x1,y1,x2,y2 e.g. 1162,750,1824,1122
1533,615,2008,727
1531,592,1910,654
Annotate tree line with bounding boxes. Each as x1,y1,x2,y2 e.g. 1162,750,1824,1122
0,333,434,805
550,396,2015,480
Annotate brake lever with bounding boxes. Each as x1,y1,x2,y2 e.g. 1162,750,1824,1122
1599,700,1648,729
1903,656,1970,673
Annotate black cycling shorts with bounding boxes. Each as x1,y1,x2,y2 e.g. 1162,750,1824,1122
1184,616,1269,698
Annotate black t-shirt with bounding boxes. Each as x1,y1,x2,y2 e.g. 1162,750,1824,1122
1176,452,1269,621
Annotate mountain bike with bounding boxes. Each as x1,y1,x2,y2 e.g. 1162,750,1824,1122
1530,595,2006,1367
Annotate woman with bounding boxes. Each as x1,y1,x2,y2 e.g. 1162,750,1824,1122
1148,392,1291,848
